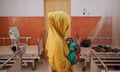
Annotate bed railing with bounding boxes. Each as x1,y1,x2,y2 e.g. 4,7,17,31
0,36,43,70
0,50,22,72
90,51,108,72
0,37,31,45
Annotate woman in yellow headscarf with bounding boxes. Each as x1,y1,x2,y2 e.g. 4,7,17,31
46,11,71,72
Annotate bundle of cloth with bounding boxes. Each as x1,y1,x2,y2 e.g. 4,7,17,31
92,45,120,53
80,39,91,47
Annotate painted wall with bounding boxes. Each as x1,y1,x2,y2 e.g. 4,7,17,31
0,17,44,45
71,0,117,16
71,0,120,40
71,16,101,40
0,0,44,45
0,0,44,16
0,0,119,44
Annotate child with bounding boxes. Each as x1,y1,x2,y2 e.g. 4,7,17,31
66,37,80,65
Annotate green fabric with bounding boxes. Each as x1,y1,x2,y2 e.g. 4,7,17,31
67,41,77,64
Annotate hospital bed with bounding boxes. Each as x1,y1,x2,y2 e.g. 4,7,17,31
0,50,22,72
0,37,43,70
90,50,120,72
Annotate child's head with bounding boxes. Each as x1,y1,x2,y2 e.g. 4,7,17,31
66,37,73,45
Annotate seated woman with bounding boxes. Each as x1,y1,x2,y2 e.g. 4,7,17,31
80,39,92,71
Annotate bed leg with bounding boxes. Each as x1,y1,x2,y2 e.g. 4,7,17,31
32,60,36,70
90,58,101,72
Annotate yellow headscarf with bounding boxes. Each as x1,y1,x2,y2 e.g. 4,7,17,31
46,11,71,72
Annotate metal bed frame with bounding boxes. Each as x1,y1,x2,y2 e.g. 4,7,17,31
0,49,22,72
90,51,120,72
0,37,42,70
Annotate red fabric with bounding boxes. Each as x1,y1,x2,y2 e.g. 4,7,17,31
76,54,80,61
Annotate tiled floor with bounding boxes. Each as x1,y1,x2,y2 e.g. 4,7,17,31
22,58,84,72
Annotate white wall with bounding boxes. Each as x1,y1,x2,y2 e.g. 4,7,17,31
0,0,119,16
0,0,44,16
71,0,120,16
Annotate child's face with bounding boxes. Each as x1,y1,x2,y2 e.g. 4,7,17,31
67,39,73,45
67,40,70,44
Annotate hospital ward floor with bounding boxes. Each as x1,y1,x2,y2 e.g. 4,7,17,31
22,58,86,72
